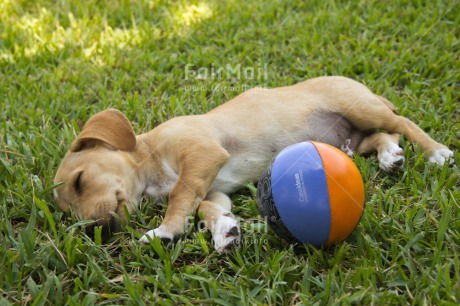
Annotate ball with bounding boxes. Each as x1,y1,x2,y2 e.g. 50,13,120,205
256,141,365,246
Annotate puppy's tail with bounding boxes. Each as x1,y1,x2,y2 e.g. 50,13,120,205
376,95,397,114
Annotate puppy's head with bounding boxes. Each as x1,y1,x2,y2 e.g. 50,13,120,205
54,109,139,239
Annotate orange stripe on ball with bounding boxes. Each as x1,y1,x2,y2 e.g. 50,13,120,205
313,142,365,245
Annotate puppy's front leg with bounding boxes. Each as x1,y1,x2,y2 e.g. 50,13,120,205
140,141,230,244
198,191,240,253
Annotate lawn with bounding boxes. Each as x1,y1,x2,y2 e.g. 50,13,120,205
1,0,459,304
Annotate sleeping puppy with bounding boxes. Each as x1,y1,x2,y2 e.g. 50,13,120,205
53,76,454,253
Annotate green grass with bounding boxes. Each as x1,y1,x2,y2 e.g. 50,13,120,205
1,0,459,304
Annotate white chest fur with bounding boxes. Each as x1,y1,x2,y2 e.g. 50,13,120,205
143,159,178,199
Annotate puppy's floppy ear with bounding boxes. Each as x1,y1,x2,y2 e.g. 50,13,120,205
71,109,136,152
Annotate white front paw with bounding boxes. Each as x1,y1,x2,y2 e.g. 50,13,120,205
428,148,454,165
379,143,405,172
139,227,174,244
212,214,240,254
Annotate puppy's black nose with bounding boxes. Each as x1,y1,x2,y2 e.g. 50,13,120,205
85,216,118,241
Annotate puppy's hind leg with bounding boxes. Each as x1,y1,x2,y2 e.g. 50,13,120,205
357,132,404,172
198,191,240,254
343,93,454,166
383,113,454,165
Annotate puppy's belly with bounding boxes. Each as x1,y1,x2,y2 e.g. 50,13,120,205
305,112,367,150
211,112,366,194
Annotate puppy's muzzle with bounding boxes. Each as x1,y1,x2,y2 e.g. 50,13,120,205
85,215,121,241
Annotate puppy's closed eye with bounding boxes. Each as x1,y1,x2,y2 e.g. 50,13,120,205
74,171,83,194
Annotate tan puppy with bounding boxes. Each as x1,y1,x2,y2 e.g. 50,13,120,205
54,76,454,253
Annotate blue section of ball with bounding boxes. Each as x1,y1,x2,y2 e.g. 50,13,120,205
270,141,331,245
